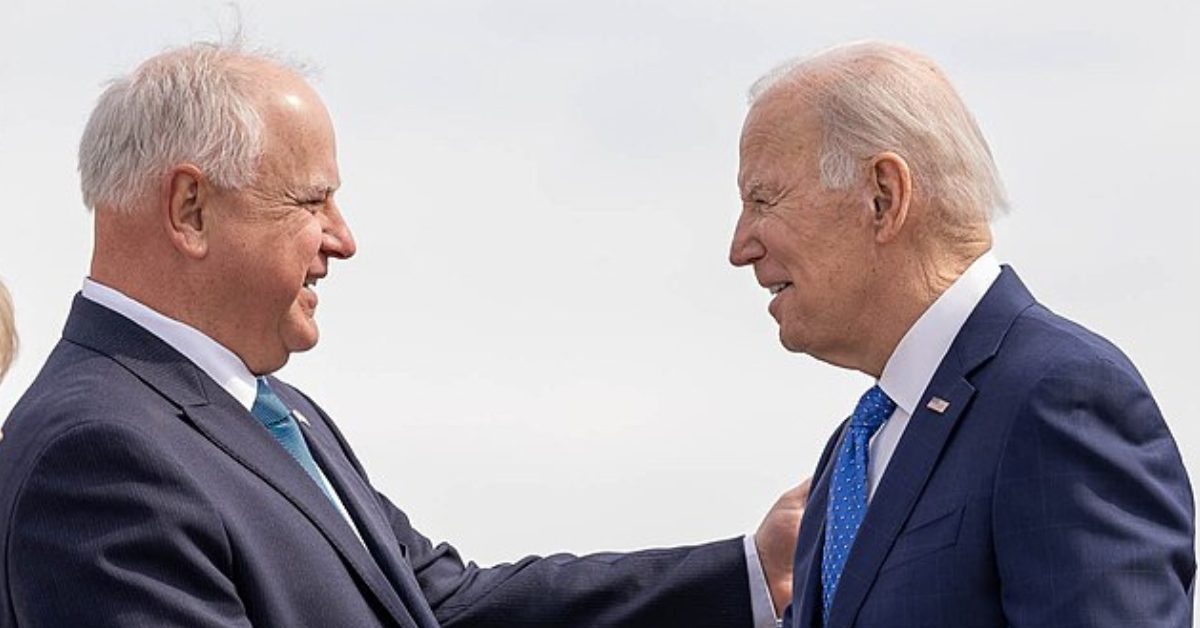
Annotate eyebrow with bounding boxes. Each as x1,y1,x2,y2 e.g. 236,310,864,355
740,180,770,199
291,183,338,200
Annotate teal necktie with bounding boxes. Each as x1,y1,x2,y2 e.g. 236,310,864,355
821,384,895,622
250,377,337,505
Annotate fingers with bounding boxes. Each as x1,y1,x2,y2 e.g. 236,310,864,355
756,477,812,616
794,476,812,509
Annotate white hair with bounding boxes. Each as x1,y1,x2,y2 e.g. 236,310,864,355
78,42,307,212
749,41,1009,224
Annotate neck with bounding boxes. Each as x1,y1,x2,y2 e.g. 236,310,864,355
852,235,991,377
91,209,194,329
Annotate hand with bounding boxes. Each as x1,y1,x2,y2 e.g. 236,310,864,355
755,478,811,616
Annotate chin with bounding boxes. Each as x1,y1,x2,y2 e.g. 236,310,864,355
247,351,291,376
282,320,321,355
286,335,320,355
778,327,805,354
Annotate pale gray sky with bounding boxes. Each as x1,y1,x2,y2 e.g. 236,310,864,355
1,0,1197,568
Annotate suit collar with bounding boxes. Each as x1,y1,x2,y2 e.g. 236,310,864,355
879,253,1001,416
80,280,259,408
803,267,1036,628
62,295,427,628
942,266,1036,376
63,294,213,407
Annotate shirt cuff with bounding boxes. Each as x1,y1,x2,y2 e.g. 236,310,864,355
743,534,782,628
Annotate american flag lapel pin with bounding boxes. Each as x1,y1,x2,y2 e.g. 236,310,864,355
925,396,950,414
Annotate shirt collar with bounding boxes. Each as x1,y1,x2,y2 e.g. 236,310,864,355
878,253,1001,416
81,278,259,411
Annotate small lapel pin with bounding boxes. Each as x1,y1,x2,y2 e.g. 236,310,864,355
292,410,311,427
925,397,950,414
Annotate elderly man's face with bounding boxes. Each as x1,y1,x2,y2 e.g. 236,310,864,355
729,91,878,368
204,69,356,374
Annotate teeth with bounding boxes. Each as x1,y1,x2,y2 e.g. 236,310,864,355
768,282,791,295
304,278,317,288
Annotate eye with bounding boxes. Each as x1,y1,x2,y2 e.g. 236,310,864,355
741,184,777,215
293,192,330,214
747,196,775,215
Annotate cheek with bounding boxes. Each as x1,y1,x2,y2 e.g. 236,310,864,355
284,221,324,267
301,218,325,252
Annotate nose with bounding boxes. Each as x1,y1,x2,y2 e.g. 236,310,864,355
728,211,763,267
322,200,357,260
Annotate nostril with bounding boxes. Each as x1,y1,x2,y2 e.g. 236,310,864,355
322,231,357,259
729,241,755,267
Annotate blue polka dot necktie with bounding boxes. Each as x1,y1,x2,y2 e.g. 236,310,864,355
821,384,896,622
251,377,337,505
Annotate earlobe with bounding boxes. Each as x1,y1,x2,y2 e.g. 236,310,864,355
165,165,209,259
870,152,912,243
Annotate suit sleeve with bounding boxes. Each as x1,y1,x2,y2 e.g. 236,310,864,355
375,493,755,628
993,358,1195,627
286,385,757,628
7,422,250,628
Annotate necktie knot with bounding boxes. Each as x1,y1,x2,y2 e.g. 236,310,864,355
849,384,895,434
252,377,292,428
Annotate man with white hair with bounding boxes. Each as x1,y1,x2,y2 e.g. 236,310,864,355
730,40,1194,627
0,42,802,627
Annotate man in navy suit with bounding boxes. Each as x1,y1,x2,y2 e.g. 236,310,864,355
729,41,1195,627
0,42,804,627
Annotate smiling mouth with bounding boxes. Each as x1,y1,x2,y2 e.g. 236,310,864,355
768,282,792,295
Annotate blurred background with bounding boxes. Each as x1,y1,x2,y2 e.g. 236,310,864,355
1,0,1196,566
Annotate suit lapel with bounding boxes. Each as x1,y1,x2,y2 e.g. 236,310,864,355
790,420,843,628
284,398,440,628
822,267,1036,628
824,377,975,628
181,400,421,628
62,295,421,628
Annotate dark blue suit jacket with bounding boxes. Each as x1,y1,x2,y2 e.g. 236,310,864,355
0,296,753,628
785,267,1195,627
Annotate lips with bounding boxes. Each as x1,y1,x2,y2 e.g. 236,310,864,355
299,278,320,313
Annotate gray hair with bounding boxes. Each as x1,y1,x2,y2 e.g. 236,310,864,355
0,279,16,382
749,41,1009,224
78,42,305,212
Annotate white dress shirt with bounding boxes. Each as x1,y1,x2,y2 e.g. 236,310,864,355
869,253,1001,500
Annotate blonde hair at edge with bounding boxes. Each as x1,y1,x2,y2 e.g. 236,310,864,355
0,279,15,383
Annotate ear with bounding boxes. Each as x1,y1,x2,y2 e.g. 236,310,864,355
869,152,912,243
164,164,210,259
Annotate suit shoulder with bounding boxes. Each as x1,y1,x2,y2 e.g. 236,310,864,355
1003,303,1144,379
1,339,189,491
6,340,174,432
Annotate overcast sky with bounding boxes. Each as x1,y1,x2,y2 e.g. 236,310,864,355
1,0,1197,567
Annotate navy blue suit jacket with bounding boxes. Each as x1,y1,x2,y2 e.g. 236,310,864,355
0,295,753,628
785,267,1194,627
